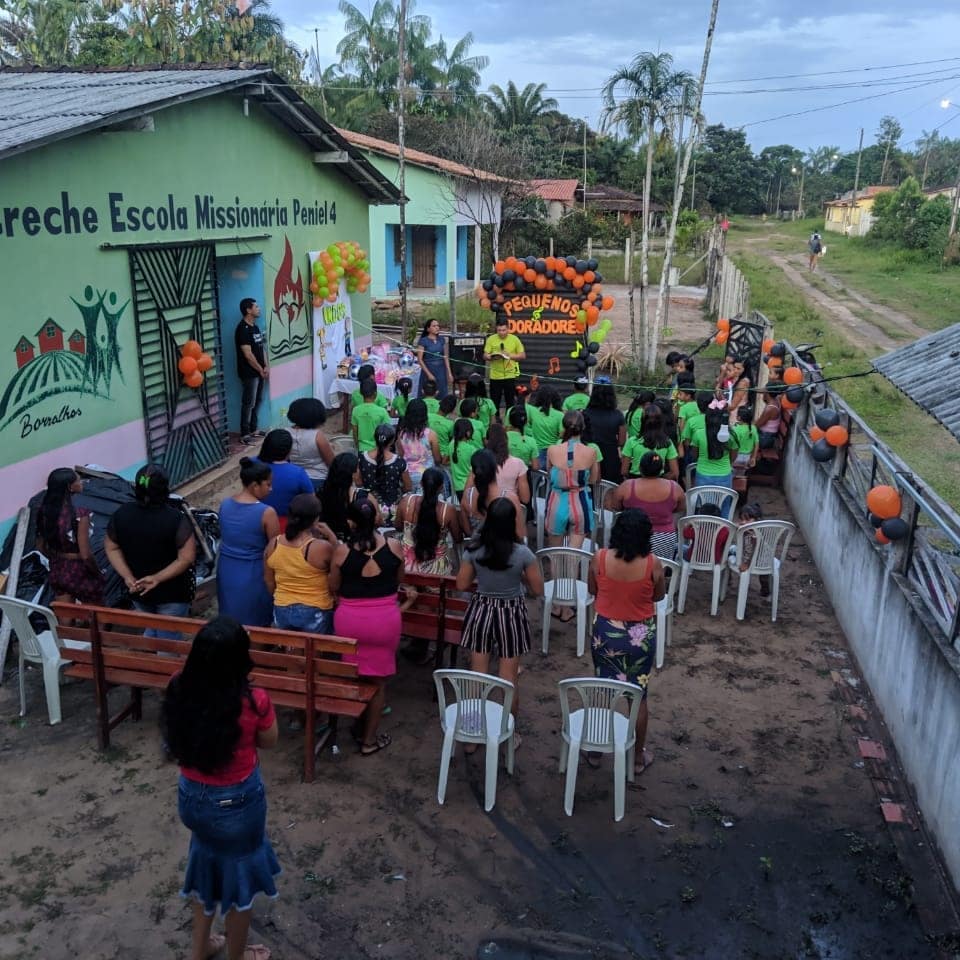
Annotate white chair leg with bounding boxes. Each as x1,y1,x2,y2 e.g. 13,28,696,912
563,741,581,816
613,745,626,822
42,661,63,725
484,735,500,812
541,596,551,654
771,566,780,622
655,601,665,670
506,730,515,776
437,728,456,805
18,653,27,718
576,602,586,658
676,563,691,614
710,567,722,616
665,609,673,649
627,742,636,783
736,572,750,620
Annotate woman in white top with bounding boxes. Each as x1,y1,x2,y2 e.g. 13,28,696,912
396,398,441,494
286,398,334,494
484,422,530,505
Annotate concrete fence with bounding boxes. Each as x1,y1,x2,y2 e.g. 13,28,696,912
780,343,960,890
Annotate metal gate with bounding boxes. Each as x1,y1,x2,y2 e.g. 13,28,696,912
128,243,228,486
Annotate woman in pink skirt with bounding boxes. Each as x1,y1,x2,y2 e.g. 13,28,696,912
328,498,408,756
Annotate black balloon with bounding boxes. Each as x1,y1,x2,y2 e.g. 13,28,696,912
880,517,908,540
576,359,587,372
593,272,603,283
524,255,536,268
587,258,599,271
868,512,883,528
534,259,547,273
812,438,836,462
786,385,805,404
492,274,503,287
514,277,526,291
575,259,588,273
770,342,787,358
582,283,592,294
815,408,840,431
565,255,577,267
502,269,516,283
588,341,600,354
545,269,556,279
481,279,493,291
586,354,598,367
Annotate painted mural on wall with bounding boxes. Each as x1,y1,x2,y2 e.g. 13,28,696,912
268,236,309,361
0,285,125,436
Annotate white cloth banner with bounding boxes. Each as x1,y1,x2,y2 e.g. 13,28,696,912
308,256,354,408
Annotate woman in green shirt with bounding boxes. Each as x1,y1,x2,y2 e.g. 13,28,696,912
620,404,679,480
506,405,539,468
689,406,737,516
526,386,564,468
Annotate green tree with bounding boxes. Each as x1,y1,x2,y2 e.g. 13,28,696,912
694,124,763,214
876,114,903,185
423,32,488,116
482,81,559,130
0,0,90,65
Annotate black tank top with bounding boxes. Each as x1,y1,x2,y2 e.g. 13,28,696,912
338,542,401,599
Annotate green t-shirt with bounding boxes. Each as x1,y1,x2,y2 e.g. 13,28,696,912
732,423,758,455
626,407,644,438
476,397,497,429
507,430,539,466
526,403,564,450
392,393,410,418
504,405,532,437
563,391,590,411
468,415,487,443
690,424,735,476
588,442,604,464
621,436,678,475
375,392,390,410
677,400,699,427
429,413,454,458
352,401,390,453
484,332,525,380
423,396,440,417
450,437,482,492
681,411,706,445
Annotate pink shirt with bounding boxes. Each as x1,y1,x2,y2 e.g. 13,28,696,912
496,456,527,496
180,687,275,786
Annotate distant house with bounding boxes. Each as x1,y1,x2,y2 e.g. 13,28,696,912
823,185,894,236
923,184,958,202
14,336,34,369
68,329,86,354
577,184,666,230
528,179,579,223
338,129,509,299
36,319,65,353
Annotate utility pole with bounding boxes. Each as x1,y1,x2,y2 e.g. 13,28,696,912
921,142,931,189
880,138,891,186
665,88,687,333
948,161,960,239
582,120,588,211
848,127,864,236
313,29,328,119
690,137,698,211
397,0,408,333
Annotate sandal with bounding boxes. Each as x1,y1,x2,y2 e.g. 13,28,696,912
205,935,226,958
243,947,271,960
360,733,392,756
557,610,576,624
635,749,655,776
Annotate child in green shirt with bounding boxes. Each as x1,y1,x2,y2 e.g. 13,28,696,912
421,377,441,417
352,378,390,452
391,376,413,418
621,435,678,477
506,405,539,467
732,406,759,472
429,394,457,460
526,387,564,465
563,377,591,411
358,364,390,410
463,373,497,429
459,397,487,443
449,418,482,495
676,384,699,434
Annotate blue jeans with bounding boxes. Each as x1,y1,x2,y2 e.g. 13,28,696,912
273,603,333,635
240,375,264,436
133,599,190,639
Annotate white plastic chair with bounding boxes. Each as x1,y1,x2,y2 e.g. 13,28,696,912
655,558,680,669
531,469,549,550
434,669,515,812
590,479,618,548
536,547,594,657
558,678,643,822
687,484,738,519
0,596,90,725
724,520,795,621
675,515,738,616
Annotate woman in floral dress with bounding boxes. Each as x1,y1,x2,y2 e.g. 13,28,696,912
587,509,665,775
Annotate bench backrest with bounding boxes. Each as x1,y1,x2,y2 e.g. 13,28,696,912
401,574,471,646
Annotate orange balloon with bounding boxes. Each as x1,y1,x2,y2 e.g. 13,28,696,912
480,298,491,309
196,353,213,373
876,529,891,545
586,306,600,325
717,318,730,332
572,275,585,289
562,266,575,281
312,296,322,308
178,355,198,375
185,370,203,388
866,485,901,520
716,330,729,345
534,274,548,290
583,270,596,283
762,338,775,354
523,268,536,283
495,260,506,273
601,296,614,311
181,340,202,360
783,367,803,385
767,356,783,368
825,425,849,447
781,397,798,410
809,426,825,442
574,319,587,333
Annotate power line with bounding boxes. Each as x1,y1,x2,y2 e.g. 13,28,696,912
701,55,960,85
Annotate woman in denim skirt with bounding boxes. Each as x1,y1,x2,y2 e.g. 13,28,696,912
162,617,280,960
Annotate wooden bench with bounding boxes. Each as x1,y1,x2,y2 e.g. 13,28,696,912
52,603,376,782
401,574,471,669
747,406,793,489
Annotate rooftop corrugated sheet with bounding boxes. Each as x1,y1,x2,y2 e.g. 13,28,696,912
528,179,579,202
0,66,400,203
872,323,960,442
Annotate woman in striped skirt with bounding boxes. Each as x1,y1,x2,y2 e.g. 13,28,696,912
455,498,544,727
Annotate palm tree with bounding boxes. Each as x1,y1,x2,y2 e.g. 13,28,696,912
0,0,90,65
425,32,488,114
482,81,558,129
602,51,693,366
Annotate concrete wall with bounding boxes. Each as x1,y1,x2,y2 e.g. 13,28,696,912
783,425,960,889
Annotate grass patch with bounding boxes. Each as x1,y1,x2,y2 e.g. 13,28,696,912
595,251,706,287
735,251,960,508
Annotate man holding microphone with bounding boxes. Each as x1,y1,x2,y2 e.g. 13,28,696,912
483,316,526,419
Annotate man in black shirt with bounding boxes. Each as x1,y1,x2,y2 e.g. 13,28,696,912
235,297,269,443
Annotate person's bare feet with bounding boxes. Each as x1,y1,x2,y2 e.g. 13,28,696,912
204,934,226,958
243,947,271,960
635,748,655,776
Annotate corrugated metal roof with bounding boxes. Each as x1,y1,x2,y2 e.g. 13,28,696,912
0,67,401,204
872,323,960,441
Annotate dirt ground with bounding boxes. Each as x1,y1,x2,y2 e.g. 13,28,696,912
1,485,950,960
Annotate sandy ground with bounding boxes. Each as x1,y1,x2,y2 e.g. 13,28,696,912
0,484,947,960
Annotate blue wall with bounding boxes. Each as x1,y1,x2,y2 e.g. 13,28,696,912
434,226,446,286
456,226,468,280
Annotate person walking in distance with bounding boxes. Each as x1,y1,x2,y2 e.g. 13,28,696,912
236,298,269,445
483,317,525,419
807,232,823,272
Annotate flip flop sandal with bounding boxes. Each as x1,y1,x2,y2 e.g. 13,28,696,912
635,749,655,776
359,733,392,756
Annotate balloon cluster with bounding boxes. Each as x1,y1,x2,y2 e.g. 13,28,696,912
865,484,907,543
310,241,370,306
476,255,615,332
715,317,730,344
178,340,213,389
807,408,849,461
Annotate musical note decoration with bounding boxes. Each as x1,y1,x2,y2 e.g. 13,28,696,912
547,357,560,375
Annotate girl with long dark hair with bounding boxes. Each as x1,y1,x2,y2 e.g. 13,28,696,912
359,424,411,523
162,616,279,960
391,376,413,419
449,418,481,497
463,373,497,430
689,405,737,513
320,452,382,542
485,422,530,503
525,386,564,468
456,498,543,727
217,458,279,627
620,404,679,480
462,449,527,541
610,452,685,559
396,398,440,493
585,382,626,483
395,467,463,576
624,390,656,439
416,318,452,398
328,499,408,755
587,509,666,776
506,405,538,468
37,467,104,604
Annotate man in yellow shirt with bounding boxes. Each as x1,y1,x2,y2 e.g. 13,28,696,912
483,317,526,418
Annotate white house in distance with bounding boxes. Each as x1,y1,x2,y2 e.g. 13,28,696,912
338,129,508,300
528,178,579,223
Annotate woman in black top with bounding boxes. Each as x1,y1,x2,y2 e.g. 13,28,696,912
105,464,196,635
585,382,627,483
328,499,409,755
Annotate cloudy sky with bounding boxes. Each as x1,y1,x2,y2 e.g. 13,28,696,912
275,0,960,155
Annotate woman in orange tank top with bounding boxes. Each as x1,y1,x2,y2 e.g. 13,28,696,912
587,509,666,776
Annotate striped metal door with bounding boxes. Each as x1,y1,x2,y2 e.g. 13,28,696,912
128,243,228,486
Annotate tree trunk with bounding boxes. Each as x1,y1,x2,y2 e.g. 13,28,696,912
650,0,720,371
638,110,654,369
627,226,637,361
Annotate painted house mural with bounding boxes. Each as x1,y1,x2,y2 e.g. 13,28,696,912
0,66,399,536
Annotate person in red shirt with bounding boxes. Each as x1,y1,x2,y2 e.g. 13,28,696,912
162,617,279,960
682,502,730,564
